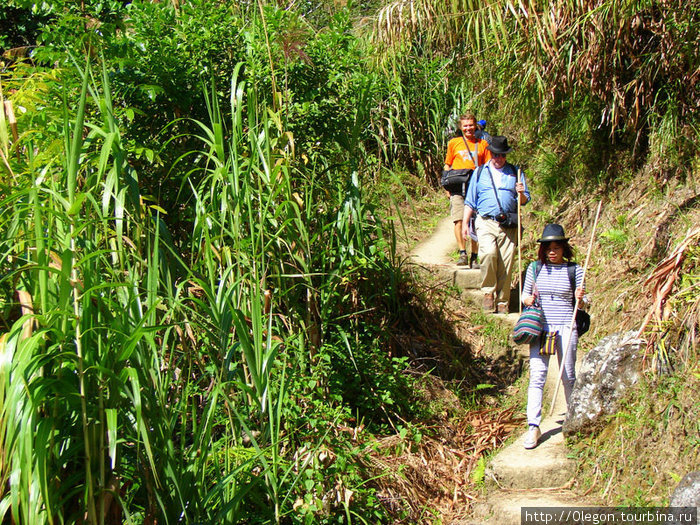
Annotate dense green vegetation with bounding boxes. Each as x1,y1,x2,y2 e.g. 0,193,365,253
1,0,697,523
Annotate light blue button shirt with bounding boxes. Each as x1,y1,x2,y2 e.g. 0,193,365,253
465,162,531,216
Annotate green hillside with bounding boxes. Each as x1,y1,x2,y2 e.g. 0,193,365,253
0,0,697,522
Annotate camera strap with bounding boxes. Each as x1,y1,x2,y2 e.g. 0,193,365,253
486,167,508,218
461,136,478,167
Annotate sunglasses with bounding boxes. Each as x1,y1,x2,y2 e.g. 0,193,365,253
543,242,564,250
492,153,507,158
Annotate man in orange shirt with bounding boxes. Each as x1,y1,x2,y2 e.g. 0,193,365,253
443,114,492,267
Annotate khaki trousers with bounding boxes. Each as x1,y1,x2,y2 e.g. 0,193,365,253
475,215,517,305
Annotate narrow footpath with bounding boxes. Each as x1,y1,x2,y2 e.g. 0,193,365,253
409,217,595,525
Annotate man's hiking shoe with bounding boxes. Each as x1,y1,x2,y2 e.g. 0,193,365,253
456,253,469,266
470,254,480,269
523,425,541,449
483,293,494,312
497,302,509,314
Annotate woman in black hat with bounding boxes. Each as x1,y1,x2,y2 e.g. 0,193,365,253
520,223,588,449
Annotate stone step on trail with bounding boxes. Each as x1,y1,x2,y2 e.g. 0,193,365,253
408,257,483,292
462,492,593,525
486,422,574,489
454,268,482,290
409,217,528,297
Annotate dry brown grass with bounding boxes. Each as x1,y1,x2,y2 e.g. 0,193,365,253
638,228,700,334
370,0,699,138
361,405,523,523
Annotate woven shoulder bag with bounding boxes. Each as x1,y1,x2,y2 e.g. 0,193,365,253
512,303,545,344
512,263,545,344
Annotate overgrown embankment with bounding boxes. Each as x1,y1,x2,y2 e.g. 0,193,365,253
382,144,699,519
549,176,700,506
1,0,697,523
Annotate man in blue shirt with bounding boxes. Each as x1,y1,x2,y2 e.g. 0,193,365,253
462,136,530,313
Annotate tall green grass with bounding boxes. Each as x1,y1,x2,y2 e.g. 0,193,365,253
0,49,406,522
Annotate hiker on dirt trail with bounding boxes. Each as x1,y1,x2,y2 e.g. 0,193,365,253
520,224,588,450
461,135,530,314
475,119,492,144
443,113,491,268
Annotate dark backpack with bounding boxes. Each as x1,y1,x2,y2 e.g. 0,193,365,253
532,261,591,336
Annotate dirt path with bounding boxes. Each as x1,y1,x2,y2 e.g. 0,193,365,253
409,216,457,266
409,217,593,525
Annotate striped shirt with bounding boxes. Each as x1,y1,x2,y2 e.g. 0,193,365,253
522,262,584,327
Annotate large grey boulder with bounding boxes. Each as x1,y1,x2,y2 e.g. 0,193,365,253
669,471,700,524
563,331,645,437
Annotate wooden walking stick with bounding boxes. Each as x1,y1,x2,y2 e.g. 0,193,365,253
517,168,523,314
548,200,603,417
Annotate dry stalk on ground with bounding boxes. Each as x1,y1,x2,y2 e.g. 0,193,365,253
637,228,700,369
361,405,523,523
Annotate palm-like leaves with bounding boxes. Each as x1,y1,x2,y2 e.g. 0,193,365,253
370,0,698,138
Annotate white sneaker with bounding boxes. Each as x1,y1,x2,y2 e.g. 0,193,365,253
523,426,541,449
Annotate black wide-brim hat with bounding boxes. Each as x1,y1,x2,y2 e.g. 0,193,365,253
538,223,569,243
487,135,513,154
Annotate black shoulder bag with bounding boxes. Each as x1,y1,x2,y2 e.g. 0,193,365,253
440,137,479,195
440,169,472,193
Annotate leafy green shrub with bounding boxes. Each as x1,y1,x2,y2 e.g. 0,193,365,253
0,42,413,523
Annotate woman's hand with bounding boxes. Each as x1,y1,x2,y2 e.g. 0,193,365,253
522,294,536,307
575,287,587,309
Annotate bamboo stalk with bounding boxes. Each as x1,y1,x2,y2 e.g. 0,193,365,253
4,101,18,147
549,199,603,417
0,82,16,174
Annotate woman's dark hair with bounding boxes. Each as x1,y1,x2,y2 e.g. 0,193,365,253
537,241,574,264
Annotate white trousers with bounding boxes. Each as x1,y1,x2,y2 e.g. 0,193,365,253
527,324,577,427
